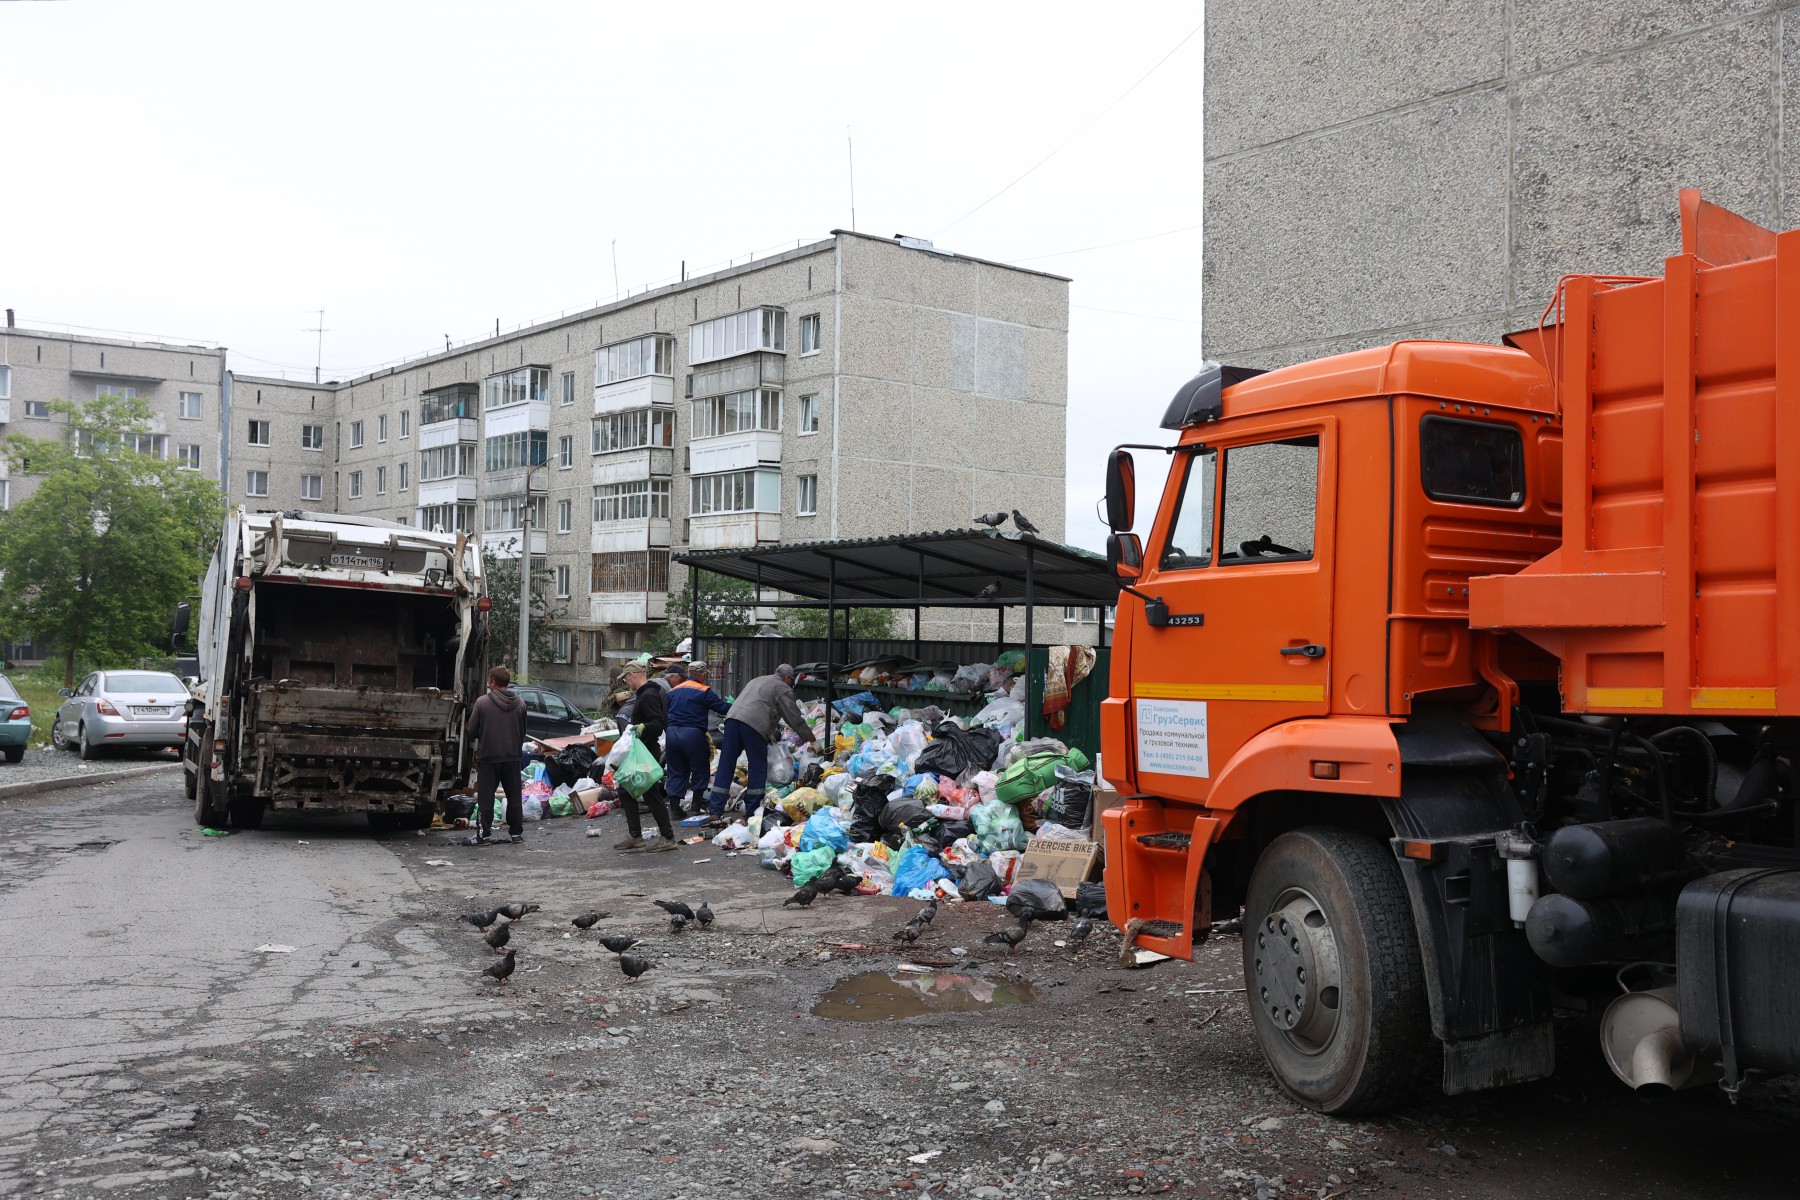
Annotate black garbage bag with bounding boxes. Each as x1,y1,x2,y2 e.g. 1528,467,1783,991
1042,770,1094,829
959,860,1001,900
543,755,578,789
914,722,1005,777
442,793,476,820
1006,878,1069,922
546,743,599,789
880,798,930,836
1074,880,1108,918
848,777,892,843
938,818,975,844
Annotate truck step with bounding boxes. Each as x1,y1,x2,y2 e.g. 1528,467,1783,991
1136,831,1192,851
1138,919,1184,939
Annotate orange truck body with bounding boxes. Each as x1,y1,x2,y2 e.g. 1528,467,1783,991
1100,191,1800,1110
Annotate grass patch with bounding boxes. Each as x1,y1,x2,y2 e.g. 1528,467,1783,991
5,674,67,748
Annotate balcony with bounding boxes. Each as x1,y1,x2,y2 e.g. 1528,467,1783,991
484,399,551,437
417,477,477,506
688,353,783,401
594,374,675,415
687,512,780,550
591,593,669,625
484,467,549,498
482,529,547,559
593,447,674,487
689,430,782,475
0,400,10,424
592,519,671,554
420,418,478,449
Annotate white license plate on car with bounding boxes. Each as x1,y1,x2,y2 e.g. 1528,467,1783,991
132,706,171,716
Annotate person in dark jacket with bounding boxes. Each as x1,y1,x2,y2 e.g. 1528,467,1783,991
702,664,817,820
464,665,530,846
614,664,677,852
664,661,730,816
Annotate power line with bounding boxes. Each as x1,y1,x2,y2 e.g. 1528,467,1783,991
932,14,1204,238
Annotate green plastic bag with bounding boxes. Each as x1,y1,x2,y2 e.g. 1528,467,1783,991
792,846,837,888
615,730,665,799
995,747,1091,806
548,792,576,818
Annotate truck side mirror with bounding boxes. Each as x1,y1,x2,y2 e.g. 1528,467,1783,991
1108,532,1143,581
1105,449,1136,532
170,601,192,651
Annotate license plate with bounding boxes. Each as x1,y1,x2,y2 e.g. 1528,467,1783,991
330,553,385,568
132,706,170,716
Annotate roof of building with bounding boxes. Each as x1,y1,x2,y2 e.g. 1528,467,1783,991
676,528,1117,607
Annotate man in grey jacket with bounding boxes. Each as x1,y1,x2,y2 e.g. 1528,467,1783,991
463,665,530,846
701,663,817,820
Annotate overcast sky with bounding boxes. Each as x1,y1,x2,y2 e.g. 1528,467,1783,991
3,0,1203,551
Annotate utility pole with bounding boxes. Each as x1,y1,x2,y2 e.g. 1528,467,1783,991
516,460,546,682
304,310,331,383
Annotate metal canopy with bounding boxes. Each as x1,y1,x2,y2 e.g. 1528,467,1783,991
675,529,1119,608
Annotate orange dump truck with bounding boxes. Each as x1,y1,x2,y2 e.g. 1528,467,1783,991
1100,191,1800,1114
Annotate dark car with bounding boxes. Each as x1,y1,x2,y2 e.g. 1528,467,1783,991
513,685,590,740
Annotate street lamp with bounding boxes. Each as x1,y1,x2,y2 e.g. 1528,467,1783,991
517,458,548,683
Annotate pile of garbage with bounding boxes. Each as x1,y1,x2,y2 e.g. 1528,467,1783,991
798,649,1032,721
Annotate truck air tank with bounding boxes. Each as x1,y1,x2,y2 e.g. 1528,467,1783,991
1542,818,1686,900
1525,891,1675,968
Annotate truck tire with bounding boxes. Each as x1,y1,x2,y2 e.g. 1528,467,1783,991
228,799,265,830
1242,826,1432,1115
195,776,228,827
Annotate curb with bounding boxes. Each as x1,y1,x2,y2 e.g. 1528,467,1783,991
0,761,183,802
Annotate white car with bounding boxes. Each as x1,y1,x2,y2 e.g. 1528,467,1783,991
53,670,189,759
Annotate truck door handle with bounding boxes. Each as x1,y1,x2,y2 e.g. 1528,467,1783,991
1280,644,1327,658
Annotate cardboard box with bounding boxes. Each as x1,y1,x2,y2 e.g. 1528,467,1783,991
1092,784,1119,865
1016,838,1102,900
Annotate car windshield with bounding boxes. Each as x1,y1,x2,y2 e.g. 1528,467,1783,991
0,677,18,701
103,673,185,693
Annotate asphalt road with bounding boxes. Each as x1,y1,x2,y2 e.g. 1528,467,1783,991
2,778,1797,1200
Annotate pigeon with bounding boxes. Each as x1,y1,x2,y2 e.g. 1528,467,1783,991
481,949,517,984
908,901,939,928
484,924,511,952
599,935,640,956
1011,510,1040,535
831,874,864,896
668,913,689,934
654,900,695,921
984,924,1030,953
497,903,539,921
619,953,653,982
893,925,921,945
976,582,1000,601
1069,917,1095,942
571,913,602,930
783,882,823,908
695,901,714,928
973,512,1009,528
458,909,500,930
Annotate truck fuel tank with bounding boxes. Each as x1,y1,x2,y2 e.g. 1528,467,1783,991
1677,867,1800,1083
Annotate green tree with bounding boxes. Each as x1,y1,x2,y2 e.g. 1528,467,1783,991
0,392,225,686
777,606,900,639
650,569,759,650
480,539,567,679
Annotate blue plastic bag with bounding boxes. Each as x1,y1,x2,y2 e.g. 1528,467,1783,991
890,845,950,897
799,807,850,854
832,690,882,716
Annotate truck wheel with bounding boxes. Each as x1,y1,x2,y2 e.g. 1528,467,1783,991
228,799,265,830
366,813,399,834
1242,826,1432,1115
195,776,228,827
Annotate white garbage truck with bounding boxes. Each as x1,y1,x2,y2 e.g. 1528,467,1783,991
177,508,488,830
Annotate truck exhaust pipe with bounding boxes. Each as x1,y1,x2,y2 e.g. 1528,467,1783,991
1599,987,1721,1096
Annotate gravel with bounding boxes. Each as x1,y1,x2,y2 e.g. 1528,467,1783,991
0,743,180,791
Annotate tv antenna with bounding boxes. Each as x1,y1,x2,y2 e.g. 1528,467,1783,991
304,310,332,383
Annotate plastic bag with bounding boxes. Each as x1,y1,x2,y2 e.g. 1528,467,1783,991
924,671,953,692
605,730,635,770
971,696,1026,730
1075,880,1108,918
548,793,577,818
988,849,1023,890
848,777,892,843
995,748,1090,806
889,721,927,771
959,860,1001,900
800,807,850,854
615,734,666,799
880,798,932,839
914,722,1003,777
970,770,1000,806
767,743,795,785
1006,878,1068,922
950,662,991,693
1031,821,1087,842
891,844,951,896
711,821,752,848
1043,766,1095,830
521,796,546,822
792,845,838,888
831,690,882,716
820,773,851,805
972,798,1027,853
780,786,827,823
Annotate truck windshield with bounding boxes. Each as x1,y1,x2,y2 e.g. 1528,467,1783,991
1159,449,1216,570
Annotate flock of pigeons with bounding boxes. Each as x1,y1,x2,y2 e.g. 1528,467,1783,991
457,899,711,986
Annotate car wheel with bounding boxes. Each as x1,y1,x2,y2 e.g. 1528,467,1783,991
51,719,70,752
3,745,22,763
78,722,99,760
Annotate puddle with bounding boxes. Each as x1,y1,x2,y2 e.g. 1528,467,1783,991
813,969,1038,1022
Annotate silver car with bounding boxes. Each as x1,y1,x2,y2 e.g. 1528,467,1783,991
53,670,189,759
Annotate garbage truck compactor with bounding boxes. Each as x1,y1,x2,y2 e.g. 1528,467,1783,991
180,509,488,831
1100,191,1800,1114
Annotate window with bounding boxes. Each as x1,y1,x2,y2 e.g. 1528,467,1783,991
1421,417,1525,508
399,461,409,491
349,470,363,499
97,385,138,401
595,335,675,386
593,479,671,522
558,435,574,469
1159,449,1216,571
688,308,785,365
799,313,821,355
419,502,476,533
1064,606,1100,623
552,630,571,663
797,473,818,516
177,443,202,471
562,371,576,405
350,420,364,449
592,408,675,453
483,495,547,531
179,391,202,419
799,393,820,434
689,468,779,515
419,443,479,480
247,470,269,497
556,564,571,598
24,400,49,419
0,365,9,398
420,384,478,425
131,433,169,460
690,389,781,438
400,409,410,438
301,474,322,501
556,498,572,533
302,424,325,450
376,466,387,495
378,414,389,443
0,481,7,511
592,549,671,593
247,419,271,446
484,366,551,411
484,430,548,472
1218,436,1318,564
